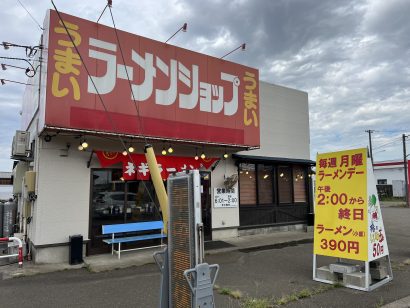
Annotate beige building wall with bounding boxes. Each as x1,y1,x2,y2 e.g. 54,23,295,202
239,81,310,159
31,138,90,247
209,81,310,240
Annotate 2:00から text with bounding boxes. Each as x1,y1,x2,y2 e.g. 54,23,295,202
317,193,365,206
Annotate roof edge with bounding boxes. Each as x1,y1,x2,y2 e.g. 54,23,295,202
232,154,315,165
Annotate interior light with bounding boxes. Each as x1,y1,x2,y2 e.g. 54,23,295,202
78,144,83,151
263,174,269,179
122,150,127,156
223,152,228,159
162,148,167,155
280,173,284,177
128,145,134,153
195,155,199,160
120,177,124,182
44,134,52,142
168,145,173,153
200,152,206,159
81,140,88,148
246,171,249,175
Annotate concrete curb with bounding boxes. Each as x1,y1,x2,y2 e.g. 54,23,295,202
0,262,85,280
382,295,410,308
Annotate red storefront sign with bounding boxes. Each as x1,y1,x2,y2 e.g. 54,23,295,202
45,10,260,147
95,151,218,180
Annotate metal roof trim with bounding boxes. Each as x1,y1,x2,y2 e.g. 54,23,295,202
232,154,316,165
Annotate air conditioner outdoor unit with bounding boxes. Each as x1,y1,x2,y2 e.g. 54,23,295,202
12,130,30,157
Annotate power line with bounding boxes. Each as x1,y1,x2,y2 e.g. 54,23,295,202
51,1,158,213
346,141,368,148
15,0,44,31
106,4,163,214
108,5,147,144
377,129,410,134
330,143,367,152
51,2,125,144
372,137,402,150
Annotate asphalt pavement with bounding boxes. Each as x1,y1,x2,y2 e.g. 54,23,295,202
0,203,409,307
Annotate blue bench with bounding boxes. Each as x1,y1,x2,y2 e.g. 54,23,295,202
102,221,166,259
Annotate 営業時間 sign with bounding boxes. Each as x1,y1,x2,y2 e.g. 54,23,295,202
213,188,238,208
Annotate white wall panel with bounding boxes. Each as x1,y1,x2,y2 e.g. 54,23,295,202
33,138,90,245
239,81,310,159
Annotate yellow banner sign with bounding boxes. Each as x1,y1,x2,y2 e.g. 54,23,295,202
314,148,368,261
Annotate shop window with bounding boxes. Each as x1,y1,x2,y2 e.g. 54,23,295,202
377,179,387,185
89,169,161,256
257,164,274,204
278,166,292,203
111,194,125,201
239,163,256,205
128,194,137,202
111,169,123,182
293,166,307,203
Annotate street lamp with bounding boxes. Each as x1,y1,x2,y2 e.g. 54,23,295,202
165,23,188,44
220,43,246,59
0,78,32,86
0,56,38,77
2,41,42,58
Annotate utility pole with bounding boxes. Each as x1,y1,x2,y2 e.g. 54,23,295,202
365,130,375,165
403,134,409,207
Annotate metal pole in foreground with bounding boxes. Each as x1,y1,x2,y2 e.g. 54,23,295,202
144,144,169,234
403,134,409,206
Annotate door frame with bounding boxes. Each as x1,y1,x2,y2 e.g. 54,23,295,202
200,171,212,241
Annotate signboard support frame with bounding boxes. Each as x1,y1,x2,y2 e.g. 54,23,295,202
313,254,393,292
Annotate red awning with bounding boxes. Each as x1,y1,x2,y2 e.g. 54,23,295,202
95,151,219,180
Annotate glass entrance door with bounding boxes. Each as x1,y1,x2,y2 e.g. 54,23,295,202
88,169,161,255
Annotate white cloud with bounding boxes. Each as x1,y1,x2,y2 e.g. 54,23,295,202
0,0,408,170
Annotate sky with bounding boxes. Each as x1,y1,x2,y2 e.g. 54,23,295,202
0,0,409,172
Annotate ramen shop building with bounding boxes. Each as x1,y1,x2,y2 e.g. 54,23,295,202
12,10,314,263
